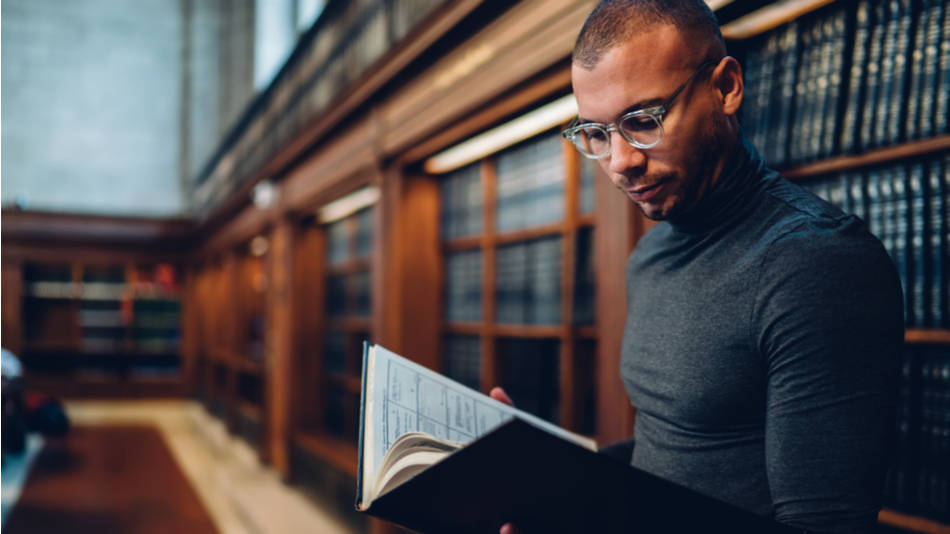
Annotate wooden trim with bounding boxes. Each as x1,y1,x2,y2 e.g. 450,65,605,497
878,509,950,534
250,0,489,193
492,223,567,247
492,324,564,339
782,135,950,181
905,329,950,345
399,66,573,165
721,0,835,41
326,258,372,275
327,317,373,332
1,209,194,247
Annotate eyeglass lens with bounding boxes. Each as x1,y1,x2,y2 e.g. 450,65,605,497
571,113,663,157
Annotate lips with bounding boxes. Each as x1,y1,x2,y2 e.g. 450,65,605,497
627,180,666,202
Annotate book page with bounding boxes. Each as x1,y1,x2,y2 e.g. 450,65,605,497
368,344,595,484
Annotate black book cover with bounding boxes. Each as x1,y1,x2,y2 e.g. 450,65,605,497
361,418,796,534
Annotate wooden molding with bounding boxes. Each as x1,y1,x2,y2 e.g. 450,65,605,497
1,209,194,247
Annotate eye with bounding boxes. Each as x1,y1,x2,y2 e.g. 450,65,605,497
580,127,608,143
621,114,659,132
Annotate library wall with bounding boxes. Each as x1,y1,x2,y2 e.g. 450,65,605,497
736,0,950,525
1,0,187,216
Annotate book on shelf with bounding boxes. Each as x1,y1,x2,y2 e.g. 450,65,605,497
356,343,794,533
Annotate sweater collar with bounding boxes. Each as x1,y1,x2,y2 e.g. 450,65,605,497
668,132,767,235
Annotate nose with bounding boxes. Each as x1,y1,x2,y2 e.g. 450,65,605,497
607,131,647,178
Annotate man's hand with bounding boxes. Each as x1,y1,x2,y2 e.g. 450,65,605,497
489,387,522,534
489,386,514,406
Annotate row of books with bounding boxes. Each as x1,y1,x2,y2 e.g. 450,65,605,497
742,0,950,168
444,249,483,323
496,338,561,425
802,150,948,328
884,344,949,521
574,227,596,326
495,133,566,233
443,231,598,326
442,334,481,392
495,236,562,325
440,164,483,241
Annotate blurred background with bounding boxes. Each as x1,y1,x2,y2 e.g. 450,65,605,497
1,0,948,533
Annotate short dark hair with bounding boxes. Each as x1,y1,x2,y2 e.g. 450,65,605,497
573,0,725,69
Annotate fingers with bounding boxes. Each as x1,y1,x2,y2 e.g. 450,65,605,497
489,386,514,406
499,523,522,534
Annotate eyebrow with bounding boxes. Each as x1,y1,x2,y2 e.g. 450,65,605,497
577,97,667,125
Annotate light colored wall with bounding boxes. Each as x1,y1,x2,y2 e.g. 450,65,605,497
1,0,187,216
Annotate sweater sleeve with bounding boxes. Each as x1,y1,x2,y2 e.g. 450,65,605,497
752,219,904,533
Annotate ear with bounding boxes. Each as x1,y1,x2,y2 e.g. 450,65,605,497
712,56,743,116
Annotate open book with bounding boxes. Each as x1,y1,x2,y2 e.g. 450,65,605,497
356,343,793,534
357,343,596,508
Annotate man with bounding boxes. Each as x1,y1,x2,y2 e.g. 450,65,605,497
492,1,904,532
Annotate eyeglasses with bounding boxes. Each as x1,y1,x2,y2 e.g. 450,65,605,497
561,59,717,159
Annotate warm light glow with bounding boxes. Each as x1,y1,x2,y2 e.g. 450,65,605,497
423,94,578,175
704,0,735,10
317,186,380,224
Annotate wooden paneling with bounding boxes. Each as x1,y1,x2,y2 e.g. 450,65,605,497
267,220,296,476
1,260,24,355
378,0,596,157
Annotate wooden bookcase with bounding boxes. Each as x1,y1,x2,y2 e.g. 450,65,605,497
1,212,190,398
726,1,950,531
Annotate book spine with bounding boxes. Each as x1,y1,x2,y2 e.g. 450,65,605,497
850,168,869,223
874,0,901,148
823,8,847,159
806,21,824,162
867,168,884,244
892,164,911,323
842,1,872,154
888,0,914,144
919,0,943,138
861,0,887,151
776,23,800,166
940,153,949,328
909,161,928,327
811,16,834,161
927,155,945,327
937,0,950,134
905,0,929,142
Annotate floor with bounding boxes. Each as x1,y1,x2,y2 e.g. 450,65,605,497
2,400,359,534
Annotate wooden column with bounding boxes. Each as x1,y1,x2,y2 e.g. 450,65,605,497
1,259,24,356
266,218,295,476
378,165,441,370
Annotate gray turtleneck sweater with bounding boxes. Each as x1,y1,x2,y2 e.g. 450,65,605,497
621,136,904,533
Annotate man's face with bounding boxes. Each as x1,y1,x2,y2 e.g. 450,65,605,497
572,26,726,221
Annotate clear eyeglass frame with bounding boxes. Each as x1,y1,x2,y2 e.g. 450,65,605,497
561,59,717,159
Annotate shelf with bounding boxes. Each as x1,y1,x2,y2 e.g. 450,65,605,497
293,430,359,478
878,509,950,534
327,317,372,332
905,329,950,345
443,322,599,340
325,257,371,275
720,0,835,41
23,340,81,352
781,136,950,181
